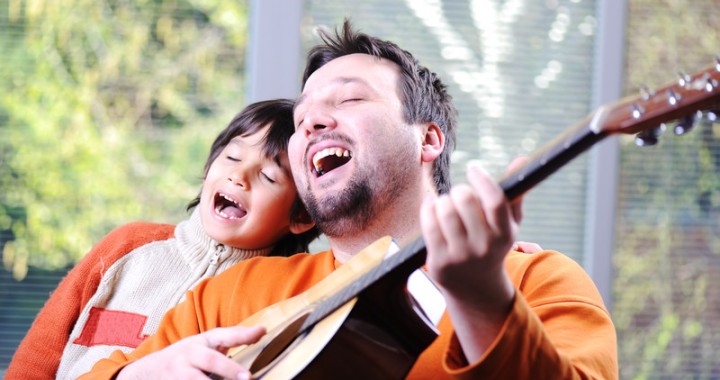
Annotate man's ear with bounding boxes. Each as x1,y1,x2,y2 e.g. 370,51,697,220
289,208,316,235
420,122,444,163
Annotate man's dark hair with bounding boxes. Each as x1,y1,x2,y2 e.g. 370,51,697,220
302,20,457,194
188,99,319,256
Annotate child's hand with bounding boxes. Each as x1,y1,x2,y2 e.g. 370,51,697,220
512,241,543,253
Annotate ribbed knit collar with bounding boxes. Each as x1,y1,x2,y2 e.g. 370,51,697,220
175,208,272,267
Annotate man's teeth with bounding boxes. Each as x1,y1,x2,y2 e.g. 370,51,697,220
312,147,351,174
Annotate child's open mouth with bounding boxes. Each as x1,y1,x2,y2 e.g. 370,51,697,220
214,192,247,219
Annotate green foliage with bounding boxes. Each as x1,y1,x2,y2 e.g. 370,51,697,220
613,1,720,377
0,0,249,279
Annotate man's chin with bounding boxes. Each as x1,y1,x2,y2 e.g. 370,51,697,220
303,176,373,233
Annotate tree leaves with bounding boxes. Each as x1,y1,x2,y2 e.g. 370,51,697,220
0,0,249,279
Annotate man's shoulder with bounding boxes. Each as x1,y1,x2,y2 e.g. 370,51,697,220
219,249,335,278
505,249,606,308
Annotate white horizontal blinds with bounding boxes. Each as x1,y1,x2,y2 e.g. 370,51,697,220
614,0,720,377
302,0,598,263
0,268,68,368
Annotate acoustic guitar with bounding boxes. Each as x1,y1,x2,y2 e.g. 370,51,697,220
215,61,720,379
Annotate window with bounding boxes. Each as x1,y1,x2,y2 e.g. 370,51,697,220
614,0,720,377
302,0,599,274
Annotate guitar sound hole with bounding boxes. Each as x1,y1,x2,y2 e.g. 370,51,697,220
250,313,310,374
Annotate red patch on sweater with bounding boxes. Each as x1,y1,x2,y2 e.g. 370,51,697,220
73,307,149,348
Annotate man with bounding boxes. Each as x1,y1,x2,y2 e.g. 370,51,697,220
83,21,617,379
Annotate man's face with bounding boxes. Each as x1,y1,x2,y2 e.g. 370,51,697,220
290,54,422,237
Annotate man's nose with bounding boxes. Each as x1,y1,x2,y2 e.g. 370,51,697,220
301,106,336,137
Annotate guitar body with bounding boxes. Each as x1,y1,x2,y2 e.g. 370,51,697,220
292,267,439,379
222,236,438,379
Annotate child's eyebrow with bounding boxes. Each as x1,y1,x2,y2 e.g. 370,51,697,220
228,137,244,145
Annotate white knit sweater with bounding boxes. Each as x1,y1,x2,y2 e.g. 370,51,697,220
56,209,270,379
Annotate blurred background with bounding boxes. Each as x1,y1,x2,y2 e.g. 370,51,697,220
1,0,719,378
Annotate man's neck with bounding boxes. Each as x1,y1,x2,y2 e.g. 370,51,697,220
328,196,426,264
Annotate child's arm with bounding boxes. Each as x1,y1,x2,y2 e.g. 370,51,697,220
5,222,175,380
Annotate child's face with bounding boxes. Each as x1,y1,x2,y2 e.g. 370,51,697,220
199,125,298,249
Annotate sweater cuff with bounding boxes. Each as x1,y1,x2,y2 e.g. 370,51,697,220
443,291,531,378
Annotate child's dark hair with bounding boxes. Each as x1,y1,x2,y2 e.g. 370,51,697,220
187,99,319,256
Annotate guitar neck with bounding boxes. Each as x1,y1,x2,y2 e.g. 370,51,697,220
499,114,608,200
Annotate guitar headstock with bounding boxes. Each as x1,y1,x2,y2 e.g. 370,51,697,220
498,56,720,200
597,57,720,145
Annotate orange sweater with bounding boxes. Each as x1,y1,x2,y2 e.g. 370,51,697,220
82,248,618,379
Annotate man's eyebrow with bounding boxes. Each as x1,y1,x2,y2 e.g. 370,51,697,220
293,76,372,114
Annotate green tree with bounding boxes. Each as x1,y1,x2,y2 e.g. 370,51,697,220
0,0,249,279
614,0,720,377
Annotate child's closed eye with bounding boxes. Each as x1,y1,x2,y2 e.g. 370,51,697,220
261,171,276,183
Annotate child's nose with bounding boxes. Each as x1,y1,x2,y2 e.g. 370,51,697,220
227,171,250,190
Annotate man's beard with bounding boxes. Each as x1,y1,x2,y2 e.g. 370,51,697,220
302,177,374,238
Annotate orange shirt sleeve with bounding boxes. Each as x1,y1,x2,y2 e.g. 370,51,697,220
439,250,618,379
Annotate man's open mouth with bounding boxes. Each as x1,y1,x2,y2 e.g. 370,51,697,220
312,147,352,177
214,192,247,219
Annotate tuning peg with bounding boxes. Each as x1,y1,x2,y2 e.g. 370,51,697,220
697,110,719,129
677,70,691,87
635,124,665,146
705,76,718,92
639,84,654,100
667,88,682,105
631,103,645,119
704,110,719,122
715,55,720,72
673,112,697,135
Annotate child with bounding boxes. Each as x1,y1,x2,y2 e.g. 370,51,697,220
5,99,318,379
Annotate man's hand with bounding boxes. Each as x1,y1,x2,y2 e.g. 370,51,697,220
420,160,526,362
421,163,518,311
117,325,266,380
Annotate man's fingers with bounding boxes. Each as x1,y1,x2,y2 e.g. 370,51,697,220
197,326,266,380
203,325,267,351
187,348,249,380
